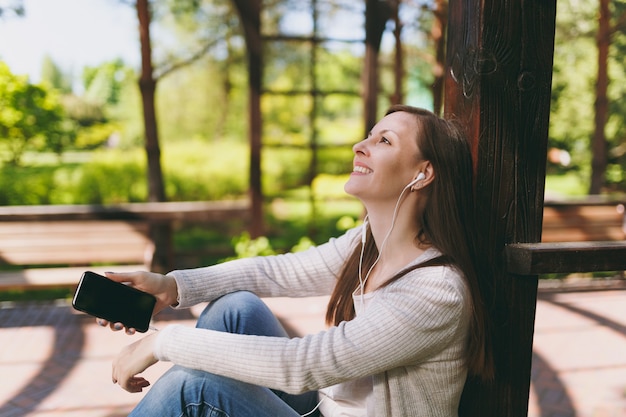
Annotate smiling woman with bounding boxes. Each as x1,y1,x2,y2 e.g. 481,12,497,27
96,104,494,417
0,0,138,85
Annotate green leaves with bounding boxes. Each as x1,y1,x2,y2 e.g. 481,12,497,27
0,62,66,165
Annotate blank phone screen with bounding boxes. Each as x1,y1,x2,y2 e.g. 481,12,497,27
72,271,156,332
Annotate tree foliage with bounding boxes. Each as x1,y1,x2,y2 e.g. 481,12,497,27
549,0,626,193
40,55,73,94
0,0,24,18
6,0,626,200
0,62,67,165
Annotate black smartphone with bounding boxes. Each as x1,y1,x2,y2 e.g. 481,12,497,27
72,271,156,333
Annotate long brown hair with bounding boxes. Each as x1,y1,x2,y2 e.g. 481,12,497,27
325,105,494,380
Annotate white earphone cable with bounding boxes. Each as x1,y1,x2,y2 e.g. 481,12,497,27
356,181,415,306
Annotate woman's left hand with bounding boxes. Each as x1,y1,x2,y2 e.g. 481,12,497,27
112,332,159,393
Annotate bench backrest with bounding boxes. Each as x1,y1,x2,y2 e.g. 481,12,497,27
0,220,152,267
542,203,626,242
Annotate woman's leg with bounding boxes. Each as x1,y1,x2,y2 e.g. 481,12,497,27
129,291,319,417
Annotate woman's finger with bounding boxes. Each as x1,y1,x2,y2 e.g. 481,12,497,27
111,322,125,331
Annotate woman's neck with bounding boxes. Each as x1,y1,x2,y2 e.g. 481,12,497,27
365,202,419,250
361,205,428,292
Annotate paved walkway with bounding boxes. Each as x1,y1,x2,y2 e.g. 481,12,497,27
0,287,625,416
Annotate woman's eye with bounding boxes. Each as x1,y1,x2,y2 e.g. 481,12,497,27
380,137,390,144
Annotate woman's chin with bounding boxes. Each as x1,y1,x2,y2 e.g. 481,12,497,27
343,183,357,197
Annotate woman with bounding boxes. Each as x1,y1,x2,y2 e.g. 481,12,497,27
102,105,494,417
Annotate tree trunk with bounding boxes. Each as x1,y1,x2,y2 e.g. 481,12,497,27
136,0,171,272
232,0,263,238
590,0,610,194
363,0,393,134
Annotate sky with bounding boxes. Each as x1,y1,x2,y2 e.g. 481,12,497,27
0,0,370,85
0,0,139,83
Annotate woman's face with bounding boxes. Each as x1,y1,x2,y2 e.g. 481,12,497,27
345,111,422,202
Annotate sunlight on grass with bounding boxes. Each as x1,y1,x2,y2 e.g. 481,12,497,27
544,173,587,198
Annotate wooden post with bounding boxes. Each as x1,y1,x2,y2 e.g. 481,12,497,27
363,0,392,133
444,1,557,415
233,0,263,238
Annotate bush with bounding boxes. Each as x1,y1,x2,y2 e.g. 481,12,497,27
163,140,248,201
72,150,147,203
0,165,58,205
0,137,354,205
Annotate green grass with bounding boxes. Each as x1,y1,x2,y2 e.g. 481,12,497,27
545,173,587,197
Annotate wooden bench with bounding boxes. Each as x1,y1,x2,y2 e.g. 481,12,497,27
0,220,153,267
542,197,626,242
0,200,249,290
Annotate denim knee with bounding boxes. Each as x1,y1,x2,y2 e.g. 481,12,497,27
195,291,288,338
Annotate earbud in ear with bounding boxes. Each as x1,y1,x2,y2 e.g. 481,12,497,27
406,172,426,189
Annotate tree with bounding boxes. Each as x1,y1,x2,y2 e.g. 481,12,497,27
135,0,170,272
549,0,626,193
591,0,612,193
55,60,136,151
40,55,73,94
82,58,129,106
136,0,165,204
609,2,626,191
549,0,597,180
0,1,24,18
232,0,263,237
0,62,66,165
590,0,626,193
125,0,249,268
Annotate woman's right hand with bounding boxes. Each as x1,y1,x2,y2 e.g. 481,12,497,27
96,270,179,334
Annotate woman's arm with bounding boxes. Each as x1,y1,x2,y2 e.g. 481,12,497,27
153,265,470,394
169,226,361,308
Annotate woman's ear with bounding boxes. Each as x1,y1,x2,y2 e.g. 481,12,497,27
411,162,434,191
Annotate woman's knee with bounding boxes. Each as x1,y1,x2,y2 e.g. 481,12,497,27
133,365,311,417
130,367,230,417
195,291,287,337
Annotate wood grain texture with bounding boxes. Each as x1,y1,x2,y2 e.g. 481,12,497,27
445,0,557,415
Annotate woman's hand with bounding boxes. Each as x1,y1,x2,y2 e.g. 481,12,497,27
112,332,159,393
96,270,179,334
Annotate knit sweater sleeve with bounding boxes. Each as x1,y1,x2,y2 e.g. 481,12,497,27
167,226,362,308
153,261,470,395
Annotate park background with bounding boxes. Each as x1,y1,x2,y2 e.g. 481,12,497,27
1,2,626,416
0,0,625,297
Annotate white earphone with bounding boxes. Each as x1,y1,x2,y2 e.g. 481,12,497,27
361,217,368,243
356,171,427,304
406,172,426,189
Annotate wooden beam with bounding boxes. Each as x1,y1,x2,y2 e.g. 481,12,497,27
444,0,557,415
0,201,250,222
506,241,626,275
232,0,263,238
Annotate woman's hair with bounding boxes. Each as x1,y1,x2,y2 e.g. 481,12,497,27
325,104,494,380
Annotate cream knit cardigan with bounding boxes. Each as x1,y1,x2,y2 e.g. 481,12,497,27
155,226,470,417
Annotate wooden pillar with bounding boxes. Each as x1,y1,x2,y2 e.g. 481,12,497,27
444,1,557,415
363,0,392,133
233,0,263,237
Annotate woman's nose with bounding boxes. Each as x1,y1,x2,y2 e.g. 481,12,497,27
353,139,368,155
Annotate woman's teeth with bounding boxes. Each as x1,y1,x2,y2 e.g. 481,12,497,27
353,166,372,174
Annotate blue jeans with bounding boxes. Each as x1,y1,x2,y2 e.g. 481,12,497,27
129,291,320,417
